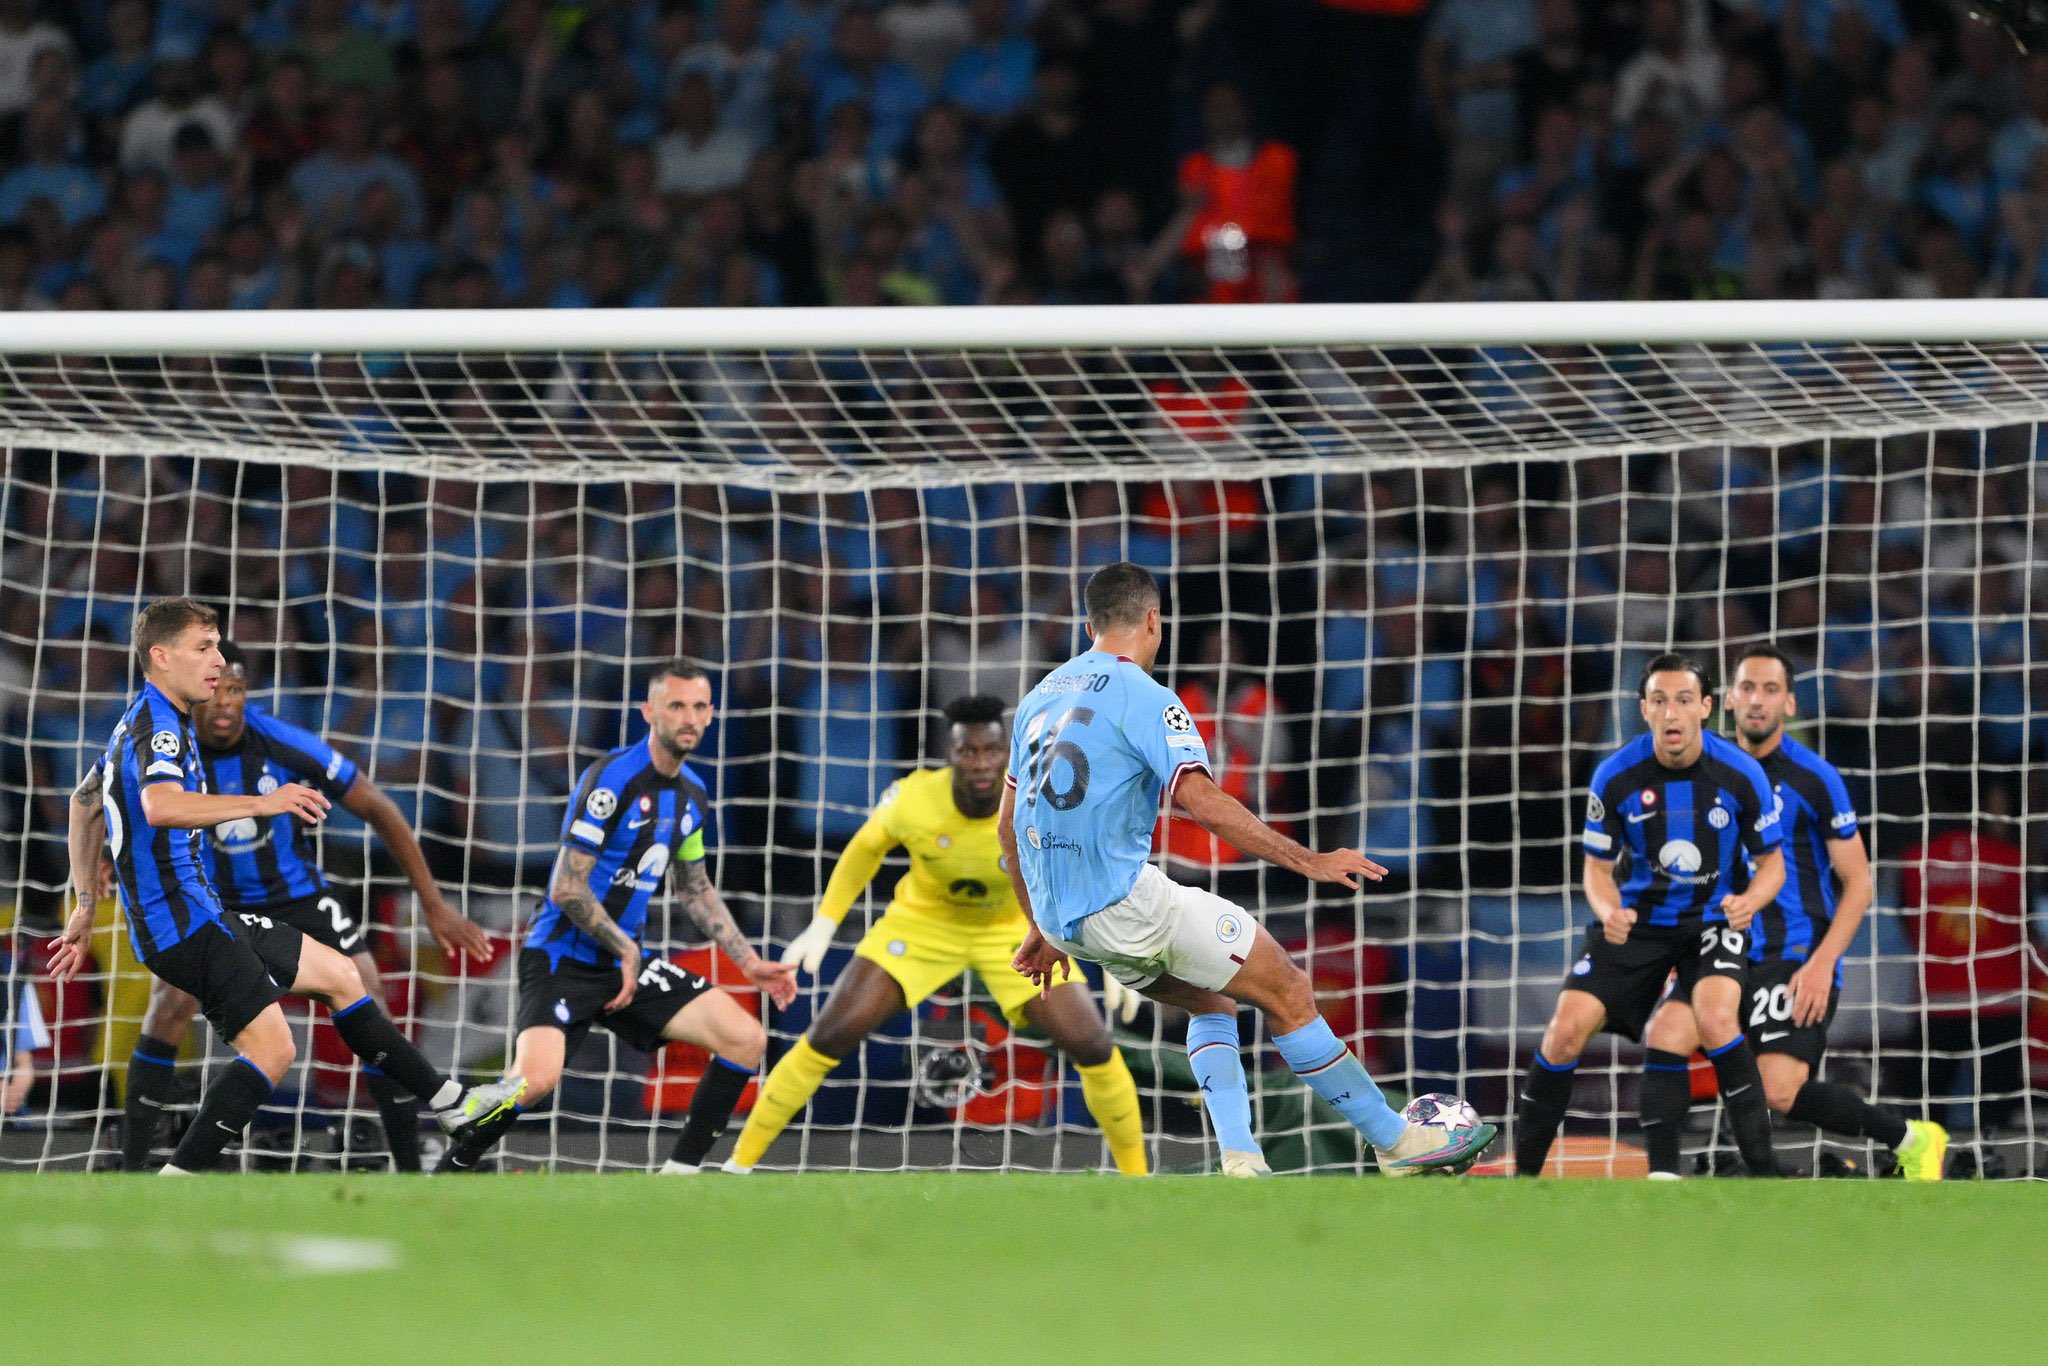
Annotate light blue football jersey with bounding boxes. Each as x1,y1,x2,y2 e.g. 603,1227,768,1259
1007,650,1212,938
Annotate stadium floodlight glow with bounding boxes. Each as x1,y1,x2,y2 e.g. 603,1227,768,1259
2,301,2041,1177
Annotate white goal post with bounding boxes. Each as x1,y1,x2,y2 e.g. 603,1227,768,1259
1,300,2042,1177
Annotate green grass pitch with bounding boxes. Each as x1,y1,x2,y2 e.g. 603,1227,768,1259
3,1174,2043,1363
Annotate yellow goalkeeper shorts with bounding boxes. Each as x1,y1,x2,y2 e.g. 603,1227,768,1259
853,906,1048,1026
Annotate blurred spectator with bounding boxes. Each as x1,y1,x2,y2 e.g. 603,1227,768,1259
1171,81,1298,304
942,0,1033,125
118,57,235,175
290,87,425,237
79,0,151,137
0,96,104,227
1424,0,1536,206
882,0,970,92
1901,784,2033,1135
1612,0,1721,136
990,58,1091,264
655,70,756,200
673,0,777,152
0,0,69,119
815,6,929,164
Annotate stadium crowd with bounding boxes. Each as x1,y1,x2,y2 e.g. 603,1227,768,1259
0,0,2044,1133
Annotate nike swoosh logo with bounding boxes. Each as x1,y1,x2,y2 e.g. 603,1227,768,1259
1759,1031,1789,1042
1725,1085,1753,1098
215,1121,239,1134
1712,961,1743,970
1627,812,1654,824
626,817,650,831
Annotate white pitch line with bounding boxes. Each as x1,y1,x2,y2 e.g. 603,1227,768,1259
14,1225,401,1276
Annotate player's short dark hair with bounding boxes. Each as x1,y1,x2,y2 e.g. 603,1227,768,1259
1731,642,1796,686
134,598,218,674
648,658,710,692
943,694,1005,729
218,640,246,673
1083,562,1159,630
1638,651,1713,699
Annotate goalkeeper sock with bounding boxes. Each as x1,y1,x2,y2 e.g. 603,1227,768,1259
123,1034,181,1172
330,996,457,1111
167,1056,271,1172
1185,1013,1259,1156
1787,1079,1910,1150
1514,1052,1576,1176
1076,1052,1148,1175
671,1057,754,1168
1706,1035,1780,1176
1271,1017,1406,1150
363,1067,421,1172
1639,1049,1692,1177
730,1036,838,1170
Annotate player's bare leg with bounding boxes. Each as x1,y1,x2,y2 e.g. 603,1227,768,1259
122,977,200,1170
292,938,519,1150
1513,988,1607,1175
1023,982,1149,1175
160,1003,295,1174
728,958,906,1172
1148,927,1494,1176
1640,998,1699,1178
656,988,765,1173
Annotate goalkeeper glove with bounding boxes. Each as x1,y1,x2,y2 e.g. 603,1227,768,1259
782,914,839,977
1101,971,1140,1025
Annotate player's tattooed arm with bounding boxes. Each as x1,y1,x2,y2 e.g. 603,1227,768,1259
673,858,757,968
70,761,104,813
675,859,798,1007
549,846,639,963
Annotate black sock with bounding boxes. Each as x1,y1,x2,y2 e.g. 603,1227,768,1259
1640,1049,1691,1176
1787,1080,1909,1150
123,1034,181,1172
166,1057,272,1172
671,1059,754,1168
1514,1053,1576,1176
1707,1036,1780,1176
330,998,450,1108
364,1068,421,1172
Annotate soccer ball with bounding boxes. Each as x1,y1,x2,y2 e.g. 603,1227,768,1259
1399,1093,1485,1174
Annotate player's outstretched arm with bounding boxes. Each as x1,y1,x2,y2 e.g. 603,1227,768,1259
1172,770,1386,887
339,773,493,963
1583,853,1632,944
674,859,798,1009
997,784,1070,996
551,846,642,1010
1718,847,1785,932
139,779,330,830
1789,835,1873,1025
785,814,897,976
51,767,111,983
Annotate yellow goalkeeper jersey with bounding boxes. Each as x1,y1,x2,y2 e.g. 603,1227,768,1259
816,768,1019,928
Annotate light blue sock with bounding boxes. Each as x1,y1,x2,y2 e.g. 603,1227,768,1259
1272,1018,1407,1150
1185,1013,1259,1155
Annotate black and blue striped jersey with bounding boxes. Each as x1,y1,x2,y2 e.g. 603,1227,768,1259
524,740,710,968
100,682,223,961
1748,735,1858,977
198,706,359,912
1581,731,1783,929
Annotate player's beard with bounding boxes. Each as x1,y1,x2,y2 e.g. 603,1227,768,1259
1738,716,1781,746
656,726,698,761
954,780,999,820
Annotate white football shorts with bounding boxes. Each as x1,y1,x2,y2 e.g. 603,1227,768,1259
1046,864,1253,992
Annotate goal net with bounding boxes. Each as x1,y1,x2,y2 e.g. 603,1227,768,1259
1,301,2042,1177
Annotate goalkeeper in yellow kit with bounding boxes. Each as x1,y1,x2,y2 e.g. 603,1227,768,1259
728,695,1148,1174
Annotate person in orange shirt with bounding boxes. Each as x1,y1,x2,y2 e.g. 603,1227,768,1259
1173,82,1298,304
1156,627,1290,894
1901,781,2032,1136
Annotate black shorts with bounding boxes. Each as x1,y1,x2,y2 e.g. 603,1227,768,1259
1738,957,1839,1068
264,888,366,956
513,948,713,1054
1562,922,1751,1042
147,917,299,1044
